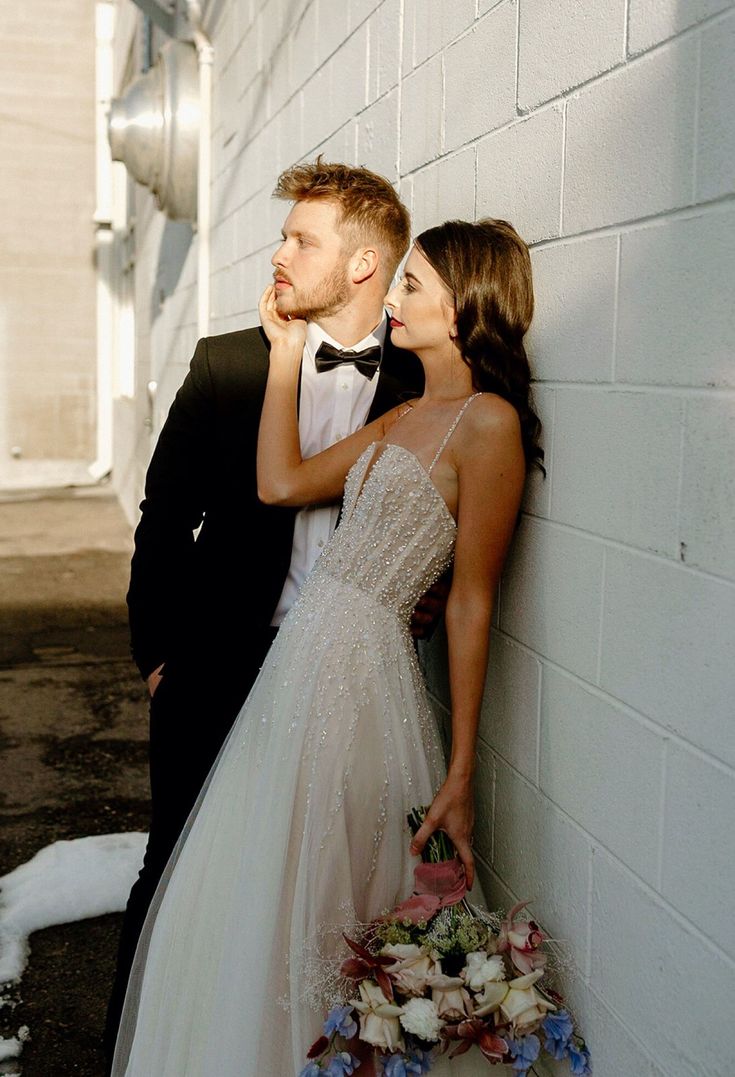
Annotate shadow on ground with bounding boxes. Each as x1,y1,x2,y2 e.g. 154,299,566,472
0,490,149,1076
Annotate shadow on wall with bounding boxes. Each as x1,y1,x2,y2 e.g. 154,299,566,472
150,217,194,327
213,0,304,220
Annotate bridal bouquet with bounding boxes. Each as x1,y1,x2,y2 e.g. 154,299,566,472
300,808,592,1076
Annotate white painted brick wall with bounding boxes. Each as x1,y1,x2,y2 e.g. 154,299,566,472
115,0,735,1071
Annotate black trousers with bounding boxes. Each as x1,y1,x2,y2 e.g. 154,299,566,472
103,627,278,1067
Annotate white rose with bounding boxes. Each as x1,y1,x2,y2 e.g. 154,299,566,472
473,981,509,1017
462,951,506,991
499,969,556,1032
382,944,441,996
352,980,405,1052
399,997,444,1042
427,973,473,1021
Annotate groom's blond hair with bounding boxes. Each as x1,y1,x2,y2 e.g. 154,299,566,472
274,157,410,284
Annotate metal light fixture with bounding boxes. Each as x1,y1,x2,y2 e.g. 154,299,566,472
108,39,199,221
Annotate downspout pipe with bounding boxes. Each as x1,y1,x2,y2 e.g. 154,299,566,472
89,0,116,482
186,1,213,340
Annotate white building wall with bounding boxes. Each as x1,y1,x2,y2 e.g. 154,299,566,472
112,1,735,1073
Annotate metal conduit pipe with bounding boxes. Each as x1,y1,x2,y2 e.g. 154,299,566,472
185,1,213,340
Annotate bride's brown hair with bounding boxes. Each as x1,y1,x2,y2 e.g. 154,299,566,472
415,218,546,476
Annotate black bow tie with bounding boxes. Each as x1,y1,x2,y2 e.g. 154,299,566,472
314,342,382,380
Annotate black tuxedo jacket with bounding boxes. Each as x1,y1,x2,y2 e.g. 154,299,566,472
127,325,424,682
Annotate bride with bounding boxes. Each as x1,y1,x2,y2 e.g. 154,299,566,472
112,218,544,1076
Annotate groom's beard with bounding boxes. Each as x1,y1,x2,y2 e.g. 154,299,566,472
275,261,351,321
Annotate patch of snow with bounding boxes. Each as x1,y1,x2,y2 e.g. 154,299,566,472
0,1025,29,1062
0,833,147,985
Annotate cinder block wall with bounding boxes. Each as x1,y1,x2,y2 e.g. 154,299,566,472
121,1,735,1073
0,0,97,485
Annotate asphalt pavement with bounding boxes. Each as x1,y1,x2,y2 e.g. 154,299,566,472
0,486,149,1076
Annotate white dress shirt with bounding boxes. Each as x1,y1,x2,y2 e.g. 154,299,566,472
270,314,388,626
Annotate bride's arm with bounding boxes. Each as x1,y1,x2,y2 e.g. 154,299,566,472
256,285,405,506
409,395,526,889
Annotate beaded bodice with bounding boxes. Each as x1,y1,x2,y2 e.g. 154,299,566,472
309,394,481,626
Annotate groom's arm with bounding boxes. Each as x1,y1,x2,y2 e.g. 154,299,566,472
127,337,216,681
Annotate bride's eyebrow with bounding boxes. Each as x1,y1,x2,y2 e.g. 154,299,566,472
404,271,421,285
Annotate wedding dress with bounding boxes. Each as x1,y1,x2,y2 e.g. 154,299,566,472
113,394,485,1076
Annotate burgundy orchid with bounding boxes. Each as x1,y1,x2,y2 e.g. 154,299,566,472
441,1018,509,1062
340,934,396,1001
306,1035,330,1059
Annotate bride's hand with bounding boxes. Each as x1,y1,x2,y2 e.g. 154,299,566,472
409,776,476,889
258,284,307,354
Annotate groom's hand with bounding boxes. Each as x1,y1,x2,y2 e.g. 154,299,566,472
410,574,451,640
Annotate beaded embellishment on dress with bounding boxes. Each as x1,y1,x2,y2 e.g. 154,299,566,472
112,395,484,1077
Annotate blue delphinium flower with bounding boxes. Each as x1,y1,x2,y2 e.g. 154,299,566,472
405,1047,434,1074
568,1040,592,1075
298,1063,322,1077
542,1010,574,1059
324,1005,358,1040
381,1048,435,1076
381,1055,408,1077
323,1051,361,1076
506,1033,541,1074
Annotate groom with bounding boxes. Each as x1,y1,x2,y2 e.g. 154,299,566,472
103,159,427,1061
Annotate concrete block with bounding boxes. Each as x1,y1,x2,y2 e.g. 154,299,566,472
527,235,617,383
274,94,305,175
540,666,664,885
473,739,496,861
329,26,369,133
403,0,477,70
550,388,682,556
238,67,270,146
521,386,553,518
590,847,735,1076
356,88,399,184
306,119,357,168
444,4,517,152
409,147,476,236
476,105,564,243
480,632,541,784
563,38,697,232
288,1,319,91
266,34,295,119
301,64,334,154
367,0,401,101
547,981,667,1077
400,54,443,173
493,755,592,973
628,0,732,54
349,0,382,25
518,0,625,110
679,398,735,580
697,11,735,202
616,210,735,387
661,741,735,960
499,517,604,683
316,0,352,67
600,547,735,768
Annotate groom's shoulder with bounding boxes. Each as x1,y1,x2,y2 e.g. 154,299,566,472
191,326,270,398
199,325,269,369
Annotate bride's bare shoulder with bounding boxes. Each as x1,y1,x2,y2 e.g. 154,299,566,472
462,393,521,447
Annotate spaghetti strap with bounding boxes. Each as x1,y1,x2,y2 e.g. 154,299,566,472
427,392,482,475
